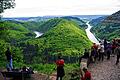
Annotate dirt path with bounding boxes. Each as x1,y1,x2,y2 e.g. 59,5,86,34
1,55,120,80
49,73,57,80
88,55,120,80
41,55,120,80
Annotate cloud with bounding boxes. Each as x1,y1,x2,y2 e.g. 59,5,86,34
3,0,120,17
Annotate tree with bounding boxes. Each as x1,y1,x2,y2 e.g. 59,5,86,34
0,0,15,14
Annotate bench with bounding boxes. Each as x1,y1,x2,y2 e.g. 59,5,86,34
1,71,32,80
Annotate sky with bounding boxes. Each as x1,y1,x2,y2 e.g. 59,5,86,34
2,0,120,17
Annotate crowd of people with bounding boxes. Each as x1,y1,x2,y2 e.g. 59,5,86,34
81,38,120,66
78,38,120,80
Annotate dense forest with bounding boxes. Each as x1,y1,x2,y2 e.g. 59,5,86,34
0,17,92,76
21,19,92,62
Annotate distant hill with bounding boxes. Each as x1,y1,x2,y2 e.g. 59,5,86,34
3,16,87,32
17,17,88,33
22,19,92,61
3,15,107,22
103,10,120,23
61,16,87,29
89,16,107,26
3,16,59,22
36,18,62,33
72,15,107,20
37,17,87,33
91,10,120,41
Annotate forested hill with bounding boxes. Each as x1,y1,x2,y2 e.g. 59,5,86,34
5,17,87,32
89,16,106,26
0,18,92,66
91,10,120,41
37,17,87,33
0,21,35,43
61,16,87,29
103,10,120,23
21,19,92,63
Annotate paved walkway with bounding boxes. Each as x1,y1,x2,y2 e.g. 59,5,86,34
88,55,120,80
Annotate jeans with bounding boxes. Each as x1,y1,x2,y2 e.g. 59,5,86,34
7,59,13,71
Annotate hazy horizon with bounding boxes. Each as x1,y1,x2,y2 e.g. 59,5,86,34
3,14,110,18
2,0,120,17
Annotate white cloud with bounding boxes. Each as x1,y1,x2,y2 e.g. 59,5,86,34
2,0,120,17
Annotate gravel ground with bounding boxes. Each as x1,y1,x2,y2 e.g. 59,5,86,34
88,55,120,80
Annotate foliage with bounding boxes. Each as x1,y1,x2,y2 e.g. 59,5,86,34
37,18,62,33
61,16,87,29
91,10,120,41
0,20,35,67
40,19,92,55
0,18,92,77
0,39,9,61
17,21,45,31
21,19,92,63
89,16,106,26
29,63,80,80
31,64,55,74
0,0,15,13
63,63,80,80
91,22,120,41
0,21,35,42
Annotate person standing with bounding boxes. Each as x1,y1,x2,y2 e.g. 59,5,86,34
83,49,90,59
104,39,108,56
80,67,92,80
106,43,111,60
5,48,13,71
98,43,104,61
115,42,120,65
56,56,65,80
111,39,117,55
83,49,90,67
90,47,97,63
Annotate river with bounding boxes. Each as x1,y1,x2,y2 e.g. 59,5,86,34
34,31,43,38
85,22,99,44
34,22,99,44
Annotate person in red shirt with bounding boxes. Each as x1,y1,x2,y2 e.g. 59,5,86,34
92,43,98,50
56,56,65,80
80,67,92,80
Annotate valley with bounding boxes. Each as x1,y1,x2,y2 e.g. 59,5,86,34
0,12,120,79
